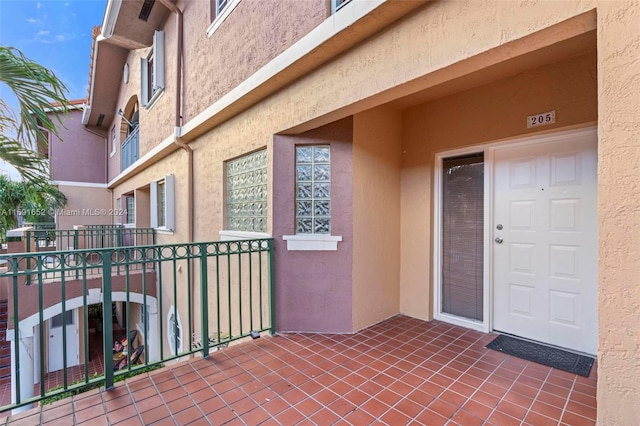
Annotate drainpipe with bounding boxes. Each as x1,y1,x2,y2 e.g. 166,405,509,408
157,0,197,346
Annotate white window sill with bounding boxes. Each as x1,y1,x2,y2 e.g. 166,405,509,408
155,227,174,235
207,0,241,38
283,234,342,251
144,88,164,110
219,230,271,241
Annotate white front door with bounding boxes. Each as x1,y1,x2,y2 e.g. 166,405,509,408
492,131,597,354
48,310,79,372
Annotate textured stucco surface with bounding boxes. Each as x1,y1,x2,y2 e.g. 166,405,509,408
352,107,402,331
595,2,640,424
49,110,107,183
103,1,640,422
180,0,328,123
56,185,112,231
272,118,354,333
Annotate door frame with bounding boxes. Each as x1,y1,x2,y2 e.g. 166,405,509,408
432,126,597,334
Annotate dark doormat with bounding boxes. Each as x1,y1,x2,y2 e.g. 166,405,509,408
486,334,594,377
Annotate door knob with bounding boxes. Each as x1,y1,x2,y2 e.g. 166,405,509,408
495,237,503,244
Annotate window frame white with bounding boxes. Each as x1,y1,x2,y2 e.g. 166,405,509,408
125,194,135,225
207,0,241,38
332,0,353,14
110,125,117,157
283,145,342,251
141,30,165,108
151,174,175,231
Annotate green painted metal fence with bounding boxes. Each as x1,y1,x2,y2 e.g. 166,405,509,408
0,238,274,413
25,226,156,252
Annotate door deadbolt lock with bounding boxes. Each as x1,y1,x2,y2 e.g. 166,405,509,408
494,237,503,244
496,224,503,230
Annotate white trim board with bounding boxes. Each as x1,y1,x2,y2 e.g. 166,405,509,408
53,181,109,189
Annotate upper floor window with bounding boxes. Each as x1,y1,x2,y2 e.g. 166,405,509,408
213,0,230,16
151,175,175,231
110,125,117,157
141,31,164,107
226,149,267,232
208,0,240,37
332,0,353,14
295,146,330,234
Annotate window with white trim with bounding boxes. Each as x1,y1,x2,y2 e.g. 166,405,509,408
126,194,135,225
151,175,175,231
213,0,230,16
332,0,353,14
141,31,164,107
295,146,330,234
226,149,267,232
208,0,240,37
110,125,117,156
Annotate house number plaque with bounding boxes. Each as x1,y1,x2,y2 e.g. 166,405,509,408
527,110,556,128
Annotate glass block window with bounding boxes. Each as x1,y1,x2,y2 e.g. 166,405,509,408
226,149,267,232
296,146,331,234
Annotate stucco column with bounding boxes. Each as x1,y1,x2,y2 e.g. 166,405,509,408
10,324,34,414
597,2,640,425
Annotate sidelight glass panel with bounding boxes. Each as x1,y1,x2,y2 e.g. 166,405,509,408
442,153,484,321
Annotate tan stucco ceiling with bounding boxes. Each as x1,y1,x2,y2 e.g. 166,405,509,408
389,30,597,110
86,0,173,129
109,0,172,49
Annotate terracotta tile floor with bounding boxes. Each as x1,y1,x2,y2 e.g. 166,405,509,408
0,316,597,425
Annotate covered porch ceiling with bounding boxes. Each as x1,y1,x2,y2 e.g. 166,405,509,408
85,0,173,130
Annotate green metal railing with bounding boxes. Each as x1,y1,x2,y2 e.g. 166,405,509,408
0,238,274,413
25,226,156,252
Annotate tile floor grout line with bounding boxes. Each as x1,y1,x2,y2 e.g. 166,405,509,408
557,374,578,426
179,359,238,425
404,331,501,424
175,364,215,426
147,367,183,425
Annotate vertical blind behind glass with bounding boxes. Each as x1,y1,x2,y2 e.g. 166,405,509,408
441,154,484,321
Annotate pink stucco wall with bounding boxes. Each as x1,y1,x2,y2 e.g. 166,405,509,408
180,0,329,123
273,118,353,333
49,110,107,183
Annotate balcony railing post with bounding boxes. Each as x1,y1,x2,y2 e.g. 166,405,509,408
268,239,275,335
102,250,114,389
199,243,209,357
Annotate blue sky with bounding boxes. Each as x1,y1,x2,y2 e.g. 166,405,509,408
0,0,106,178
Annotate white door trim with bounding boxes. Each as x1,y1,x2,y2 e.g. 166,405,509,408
433,146,491,332
433,126,597,335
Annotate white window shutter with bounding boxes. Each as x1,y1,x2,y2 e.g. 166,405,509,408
150,180,158,228
153,31,165,91
140,56,149,106
165,174,175,231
